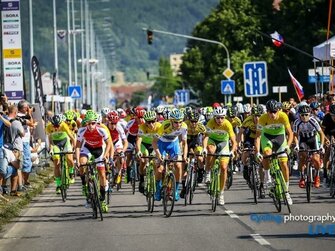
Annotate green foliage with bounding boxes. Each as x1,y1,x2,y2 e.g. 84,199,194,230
181,0,333,105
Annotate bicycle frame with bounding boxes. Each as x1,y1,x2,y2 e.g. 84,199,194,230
142,156,157,213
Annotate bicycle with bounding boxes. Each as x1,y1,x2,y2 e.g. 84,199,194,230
206,153,231,212
53,151,74,202
114,152,126,191
185,153,201,206
243,146,260,204
328,139,335,198
106,160,116,205
226,156,234,190
161,158,185,217
126,148,138,195
298,149,321,203
80,159,106,221
142,156,157,213
264,151,291,213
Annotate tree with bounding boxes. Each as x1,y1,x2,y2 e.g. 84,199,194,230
150,58,182,100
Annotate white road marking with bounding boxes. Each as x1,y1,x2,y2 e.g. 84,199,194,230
225,210,239,218
250,234,271,246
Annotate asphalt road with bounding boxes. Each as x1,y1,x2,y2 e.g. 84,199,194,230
0,173,335,251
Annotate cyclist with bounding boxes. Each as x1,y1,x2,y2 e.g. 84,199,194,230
76,110,112,213
242,103,252,120
293,105,325,188
238,104,265,197
310,102,324,123
180,111,206,198
152,109,188,201
101,107,111,124
46,114,76,193
136,111,162,193
155,105,165,122
203,106,237,205
255,99,294,205
281,101,297,126
321,104,335,185
106,111,128,183
116,108,128,131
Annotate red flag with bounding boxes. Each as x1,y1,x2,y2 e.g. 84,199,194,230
270,31,284,47
288,69,304,101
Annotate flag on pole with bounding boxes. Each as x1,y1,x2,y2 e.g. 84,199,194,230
270,31,284,47
288,68,304,101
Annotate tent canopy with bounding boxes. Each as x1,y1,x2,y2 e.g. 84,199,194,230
313,36,335,61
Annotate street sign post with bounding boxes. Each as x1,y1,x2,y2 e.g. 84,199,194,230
68,86,82,99
221,80,235,104
243,61,268,97
233,96,243,103
272,86,287,103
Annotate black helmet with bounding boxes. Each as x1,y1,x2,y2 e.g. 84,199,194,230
310,101,319,110
188,112,200,121
298,105,311,114
51,114,63,126
252,104,264,116
266,99,279,112
330,104,335,115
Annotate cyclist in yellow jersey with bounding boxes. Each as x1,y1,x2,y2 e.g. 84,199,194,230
46,114,76,192
255,99,294,205
238,104,266,197
136,111,161,193
153,109,188,201
203,106,237,205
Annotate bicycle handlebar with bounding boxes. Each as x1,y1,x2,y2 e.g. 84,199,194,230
206,153,232,157
263,150,287,159
52,151,75,155
298,149,322,154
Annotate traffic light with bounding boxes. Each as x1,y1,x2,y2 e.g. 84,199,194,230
147,30,153,45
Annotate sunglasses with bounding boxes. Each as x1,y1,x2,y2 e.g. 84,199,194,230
88,122,96,125
300,113,309,117
283,110,289,112
109,122,117,125
146,120,155,124
215,116,225,120
269,111,278,114
190,120,198,123
54,125,60,128
173,120,183,124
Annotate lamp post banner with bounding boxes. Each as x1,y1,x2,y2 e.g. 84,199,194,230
1,0,24,100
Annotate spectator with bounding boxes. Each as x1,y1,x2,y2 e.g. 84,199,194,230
17,100,34,189
0,105,21,197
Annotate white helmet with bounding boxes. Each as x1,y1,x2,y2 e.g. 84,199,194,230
213,107,227,116
243,103,252,113
101,107,111,117
156,105,164,114
97,113,102,123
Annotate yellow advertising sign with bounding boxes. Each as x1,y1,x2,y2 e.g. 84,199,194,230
3,49,22,58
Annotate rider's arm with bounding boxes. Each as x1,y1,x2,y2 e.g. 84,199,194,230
122,139,128,153
136,136,142,153
75,140,82,163
104,137,112,159
203,133,209,150
181,138,188,160
318,129,325,147
237,127,245,145
286,126,294,148
254,130,261,154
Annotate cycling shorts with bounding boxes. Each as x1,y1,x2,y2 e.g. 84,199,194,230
207,138,230,164
261,133,287,159
80,144,105,168
158,139,180,159
52,138,72,160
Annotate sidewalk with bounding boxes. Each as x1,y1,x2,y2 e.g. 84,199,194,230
0,162,54,231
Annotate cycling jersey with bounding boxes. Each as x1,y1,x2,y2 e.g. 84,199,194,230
321,113,335,137
77,125,109,148
293,117,321,138
242,115,257,139
65,120,78,133
138,122,161,144
108,123,127,143
228,117,242,128
46,121,72,141
206,118,234,142
185,121,206,136
156,120,187,143
99,123,111,140
257,111,290,135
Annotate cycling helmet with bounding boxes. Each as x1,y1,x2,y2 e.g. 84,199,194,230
97,113,102,123
64,110,75,121
101,107,111,117
266,99,280,112
188,112,200,122
206,106,213,114
156,105,164,114
116,108,127,118
107,110,119,123
85,110,97,122
170,109,184,121
251,104,264,116
51,114,64,126
282,101,291,110
329,104,335,115
80,109,87,119
243,103,252,113
310,102,320,110
135,107,146,118
227,106,237,118
143,111,156,121
298,105,311,114
213,107,227,117
212,102,221,108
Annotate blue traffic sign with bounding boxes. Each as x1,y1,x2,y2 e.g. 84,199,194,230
68,86,81,99
308,75,330,84
243,61,268,97
174,89,190,105
221,80,235,95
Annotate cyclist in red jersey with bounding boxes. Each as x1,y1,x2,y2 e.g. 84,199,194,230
76,110,112,212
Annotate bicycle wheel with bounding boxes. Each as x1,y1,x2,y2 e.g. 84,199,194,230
146,169,155,213
106,171,112,205
329,160,335,198
131,160,137,195
88,180,97,219
184,168,191,206
60,158,67,202
211,171,218,212
269,172,281,212
251,162,258,204
163,173,176,217
92,178,103,221
189,167,197,205
278,171,291,214
226,160,233,190
305,163,311,203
